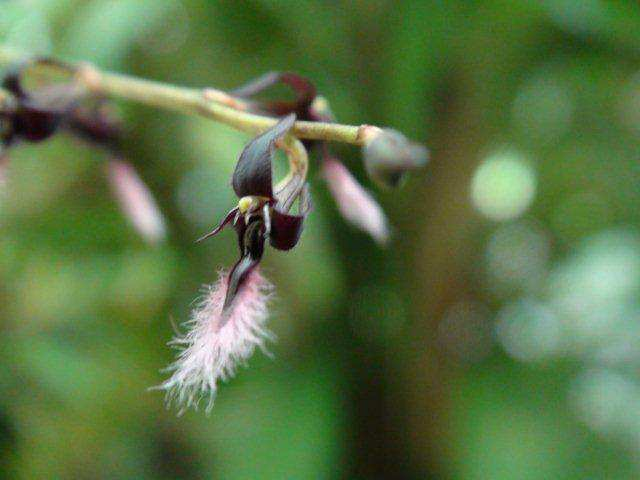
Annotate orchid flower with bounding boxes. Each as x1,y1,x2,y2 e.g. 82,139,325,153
229,71,415,243
158,114,311,412
156,77,427,412
198,112,311,311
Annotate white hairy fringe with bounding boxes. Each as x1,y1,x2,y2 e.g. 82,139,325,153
156,268,274,414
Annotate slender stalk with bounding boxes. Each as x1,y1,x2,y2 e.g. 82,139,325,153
0,47,378,145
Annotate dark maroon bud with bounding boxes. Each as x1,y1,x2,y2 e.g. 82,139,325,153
2,70,27,99
232,113,296,199
12,104,62,142
2,69,81,144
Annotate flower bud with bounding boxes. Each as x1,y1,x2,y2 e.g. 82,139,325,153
106,159,167,244
322,157,390,245
362,128,429,188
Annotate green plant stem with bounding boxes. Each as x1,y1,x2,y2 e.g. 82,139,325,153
0,47,378,145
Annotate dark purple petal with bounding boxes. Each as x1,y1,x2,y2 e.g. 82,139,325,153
13,104,62,142
269,210,304,251
233,215,247,253
231,72,317,119
196,207,239,243
266,73,317,118
232,113,296,199
279,73,317,105
269,184,311,251
223,219,266,314
222,255,260,319
2,72,25,99
3,73,81,143
242,218,266,260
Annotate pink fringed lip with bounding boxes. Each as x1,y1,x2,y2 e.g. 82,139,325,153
156,268,273,414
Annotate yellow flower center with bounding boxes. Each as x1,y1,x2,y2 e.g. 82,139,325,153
238,196,269,214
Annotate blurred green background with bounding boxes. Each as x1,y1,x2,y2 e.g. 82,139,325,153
2,0,640,478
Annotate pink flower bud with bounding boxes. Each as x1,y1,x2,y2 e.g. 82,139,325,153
106,159,167,244
156,268,273,413
322,157,390,245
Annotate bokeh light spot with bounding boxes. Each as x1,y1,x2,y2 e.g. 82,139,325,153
471,149,537,221
485,221,550,295
512,76,574,144
496,298,561,362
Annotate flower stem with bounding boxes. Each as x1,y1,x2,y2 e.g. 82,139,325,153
0,47,376,145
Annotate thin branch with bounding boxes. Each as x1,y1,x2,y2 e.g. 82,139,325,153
0,46,381,145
